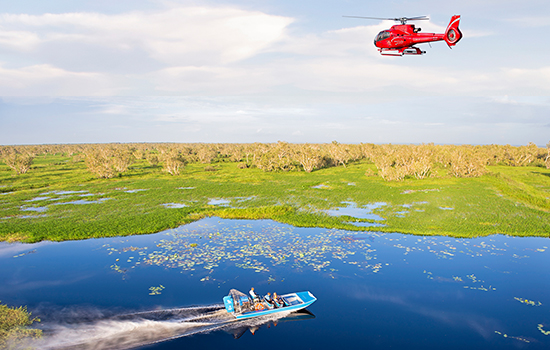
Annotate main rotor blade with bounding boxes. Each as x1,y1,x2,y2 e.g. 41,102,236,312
342,16,395,20
342,15,430,22
405,16,429,21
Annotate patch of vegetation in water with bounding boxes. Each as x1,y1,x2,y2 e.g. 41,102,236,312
0,302,42,348
0,152,549,242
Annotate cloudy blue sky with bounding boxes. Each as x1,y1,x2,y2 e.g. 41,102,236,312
0,0,548,146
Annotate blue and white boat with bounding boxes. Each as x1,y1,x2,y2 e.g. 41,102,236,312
223,289,316,320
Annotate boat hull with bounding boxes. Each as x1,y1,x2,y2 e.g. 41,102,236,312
226,291,316,320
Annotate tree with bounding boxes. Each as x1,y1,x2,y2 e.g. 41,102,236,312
241,144,257,167
85,146,117,179
0,147,35,175
222,143,244,163
273,141,295,171
255,141,295,172
407,144,434,179
146,151,160,167
196,144,218,164
367,144,435,181
326,141,351,168
376,155,406,181
546,141,550,169
448,147,487,178
160,148,186,175
256,148,278,171
369,144,407,181
503,143,539,167
292,144,323,173
111,145,135,172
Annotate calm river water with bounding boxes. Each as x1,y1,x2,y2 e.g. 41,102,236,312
1,218,549,349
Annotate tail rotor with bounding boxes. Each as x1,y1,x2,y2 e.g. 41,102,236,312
444,15,462,47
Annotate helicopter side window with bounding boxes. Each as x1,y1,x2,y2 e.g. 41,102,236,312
375,31,391,42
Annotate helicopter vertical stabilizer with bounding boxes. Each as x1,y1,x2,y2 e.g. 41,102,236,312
444,15,462,47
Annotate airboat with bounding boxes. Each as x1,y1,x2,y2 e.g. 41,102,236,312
223,289,316,320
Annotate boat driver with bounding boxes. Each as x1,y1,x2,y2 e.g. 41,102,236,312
273,292,284,308
249,287,258,301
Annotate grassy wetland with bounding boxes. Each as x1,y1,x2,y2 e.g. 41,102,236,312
1,142,549,243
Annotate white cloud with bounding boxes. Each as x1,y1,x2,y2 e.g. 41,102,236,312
0,29,40,51
0,5,295,96
504,16,550,27
501,66,550,94
149,65,282,94
0,63,116,96
0,7,293,66
490,96,550,106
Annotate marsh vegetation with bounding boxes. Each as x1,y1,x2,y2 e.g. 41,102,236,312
0,302,41,349
0,142,549,242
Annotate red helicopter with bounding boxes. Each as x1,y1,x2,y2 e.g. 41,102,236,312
343,15,462,56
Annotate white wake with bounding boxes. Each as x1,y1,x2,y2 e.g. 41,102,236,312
24,304,291,350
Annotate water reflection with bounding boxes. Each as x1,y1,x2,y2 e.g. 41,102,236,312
20,206,48,212
229,309,315,339
162,203,188,209
347,284,501,340
208,198,231,206
325,201,386,221
54,198,111,205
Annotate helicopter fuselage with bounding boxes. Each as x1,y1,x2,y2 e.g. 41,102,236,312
372,15,462,56
374,25,445,49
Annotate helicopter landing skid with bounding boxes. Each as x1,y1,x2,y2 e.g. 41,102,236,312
379,47,425,56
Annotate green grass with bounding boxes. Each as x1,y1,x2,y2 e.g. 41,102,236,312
1,155,549,242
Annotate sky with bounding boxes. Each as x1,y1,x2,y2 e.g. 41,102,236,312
0,0,549,146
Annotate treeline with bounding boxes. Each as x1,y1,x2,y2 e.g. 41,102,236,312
1,142,549,181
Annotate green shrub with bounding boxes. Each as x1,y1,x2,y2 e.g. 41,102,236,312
0,302,41,349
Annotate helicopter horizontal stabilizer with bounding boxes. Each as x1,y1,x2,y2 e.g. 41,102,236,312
444,15,462,47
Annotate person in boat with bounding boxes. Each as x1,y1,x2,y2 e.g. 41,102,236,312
264,292,274,308
249,287,259,301
272,292,284,308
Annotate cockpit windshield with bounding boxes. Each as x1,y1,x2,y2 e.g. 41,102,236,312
375,31,391,42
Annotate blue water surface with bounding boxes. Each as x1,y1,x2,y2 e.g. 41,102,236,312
0,218,549,349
